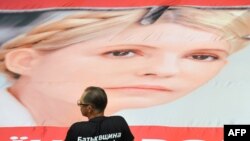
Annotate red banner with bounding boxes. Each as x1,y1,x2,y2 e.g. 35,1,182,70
0,126,223,141
0,0,249,10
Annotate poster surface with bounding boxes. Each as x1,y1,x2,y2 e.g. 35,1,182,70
0,1,250,140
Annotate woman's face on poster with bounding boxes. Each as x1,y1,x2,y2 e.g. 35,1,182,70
18,20,230,112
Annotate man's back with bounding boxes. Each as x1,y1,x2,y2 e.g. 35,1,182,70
65,116,134,141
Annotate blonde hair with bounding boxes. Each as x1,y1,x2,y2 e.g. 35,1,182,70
163,7,250,53
0,9,147,77
0,7,249,78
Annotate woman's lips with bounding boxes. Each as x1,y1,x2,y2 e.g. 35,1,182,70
105,85,173,92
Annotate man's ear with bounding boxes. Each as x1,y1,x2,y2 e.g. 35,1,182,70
87,105,94,113
5,48,40,75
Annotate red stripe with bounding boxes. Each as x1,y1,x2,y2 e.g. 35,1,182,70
0,0,249,10
0,126,223,141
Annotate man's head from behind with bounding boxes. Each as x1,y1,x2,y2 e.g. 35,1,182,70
79,86,108,115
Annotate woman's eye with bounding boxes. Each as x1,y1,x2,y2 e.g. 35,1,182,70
189,54,219,61
103,50,138,57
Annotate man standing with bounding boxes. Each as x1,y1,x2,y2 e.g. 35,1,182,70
65,86,134,141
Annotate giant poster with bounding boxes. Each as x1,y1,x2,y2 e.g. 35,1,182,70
0,1,250,141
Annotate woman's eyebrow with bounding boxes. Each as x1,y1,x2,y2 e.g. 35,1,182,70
100,44,157,49
189,49,230,56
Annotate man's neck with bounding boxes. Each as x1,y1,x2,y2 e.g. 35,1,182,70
88,112,104,120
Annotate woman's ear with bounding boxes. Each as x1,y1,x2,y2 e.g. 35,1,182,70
5,48,40,75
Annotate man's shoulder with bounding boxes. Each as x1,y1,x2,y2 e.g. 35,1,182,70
108,115,125,120
109,115,124,118
70,121,88,128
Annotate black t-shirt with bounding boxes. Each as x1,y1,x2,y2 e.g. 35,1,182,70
65,116,134,141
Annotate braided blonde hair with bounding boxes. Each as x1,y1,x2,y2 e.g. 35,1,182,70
1,7,250,78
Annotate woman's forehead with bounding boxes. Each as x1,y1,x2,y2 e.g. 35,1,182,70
72,22,230,54
108,22,224,43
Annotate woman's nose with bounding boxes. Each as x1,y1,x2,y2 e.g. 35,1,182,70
136,55,180,78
